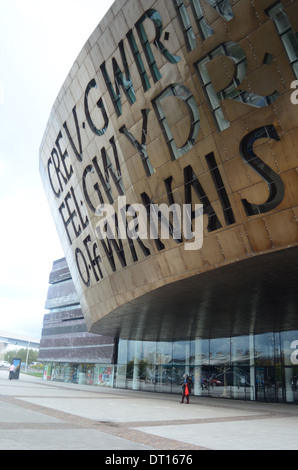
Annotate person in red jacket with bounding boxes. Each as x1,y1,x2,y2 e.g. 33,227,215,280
180,374,193,404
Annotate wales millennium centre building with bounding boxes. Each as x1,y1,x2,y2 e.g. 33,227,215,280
39,0,298,403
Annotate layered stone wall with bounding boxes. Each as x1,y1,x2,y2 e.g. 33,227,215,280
39,258,115,363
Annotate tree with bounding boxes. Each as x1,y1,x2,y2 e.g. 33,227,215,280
5,348,39,364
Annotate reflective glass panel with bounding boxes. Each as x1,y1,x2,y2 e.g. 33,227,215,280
173,341,189,364
209,337,230,364
281,330,298,366
156,342,172,365
118,339,128,364
231,335,250,365
254,333,275,366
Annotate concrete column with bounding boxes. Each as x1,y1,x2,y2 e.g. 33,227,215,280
194,340,202,396
284,368,295,403
132,342,142,390
115,340,127,388
185,342,190,376
249,334,256,401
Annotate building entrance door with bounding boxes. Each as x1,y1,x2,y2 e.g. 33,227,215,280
284,366,298,404
255,367,285,403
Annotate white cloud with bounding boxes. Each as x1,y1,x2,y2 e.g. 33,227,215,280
0,81,4,104
0,0,114,337
0,297,45,339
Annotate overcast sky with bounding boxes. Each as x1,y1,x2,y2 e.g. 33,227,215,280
0,0,114,339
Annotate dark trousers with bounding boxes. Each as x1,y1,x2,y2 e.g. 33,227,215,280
181,392,189,403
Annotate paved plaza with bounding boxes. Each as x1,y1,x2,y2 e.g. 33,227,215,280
0,370,298,451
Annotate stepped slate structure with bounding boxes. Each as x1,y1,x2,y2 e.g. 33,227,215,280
39,258,116,385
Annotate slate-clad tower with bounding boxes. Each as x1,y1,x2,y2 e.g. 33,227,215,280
39,258,116,377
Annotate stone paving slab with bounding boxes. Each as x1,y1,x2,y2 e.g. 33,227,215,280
135,416,298,450
1,371,298,451
19,396,263,424
0,400,62,424
0,428,153,451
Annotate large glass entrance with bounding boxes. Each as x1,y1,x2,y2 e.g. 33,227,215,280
115,331,298,403
284,366,298,404
255,367,285,403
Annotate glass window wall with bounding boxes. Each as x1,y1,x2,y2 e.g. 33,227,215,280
42,330,298,403
115,331,298,402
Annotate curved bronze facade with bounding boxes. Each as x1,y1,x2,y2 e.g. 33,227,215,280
40,0,298,342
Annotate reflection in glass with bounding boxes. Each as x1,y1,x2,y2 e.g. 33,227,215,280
281,331,298,366
173,341,188,364
255,333,276,366
231,336,250,365
44,330,298,403
209,337,230,364
268,2,298,78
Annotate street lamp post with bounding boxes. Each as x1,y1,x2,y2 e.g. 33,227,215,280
25,338,31,373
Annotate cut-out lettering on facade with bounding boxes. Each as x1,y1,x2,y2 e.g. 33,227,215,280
42,2,294,286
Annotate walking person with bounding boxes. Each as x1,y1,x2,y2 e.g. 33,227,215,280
180,373,193,404
8,362,16,380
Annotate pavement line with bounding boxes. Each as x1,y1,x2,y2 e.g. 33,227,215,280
0,396,207,450
0,423,83,430
94,413,292,429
